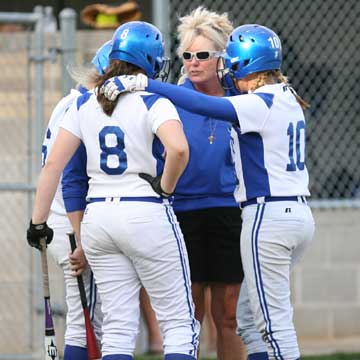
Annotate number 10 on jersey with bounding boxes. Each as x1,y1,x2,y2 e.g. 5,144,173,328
286,120,306,172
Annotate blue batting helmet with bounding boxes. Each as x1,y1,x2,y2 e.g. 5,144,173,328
110,21,167,79
91,40,112,75
224,24,282,80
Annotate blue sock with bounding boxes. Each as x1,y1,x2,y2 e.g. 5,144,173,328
64,344,88,360
164,354,196,360
103,355,133,360
248,352,269,360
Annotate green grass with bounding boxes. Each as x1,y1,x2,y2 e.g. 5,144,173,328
133,354,360,360
303,354,360,360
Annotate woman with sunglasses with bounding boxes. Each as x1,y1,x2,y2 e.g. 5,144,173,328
102,23,315,360
157,7,246,360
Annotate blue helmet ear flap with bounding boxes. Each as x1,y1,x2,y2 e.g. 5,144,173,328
217,58,246,96
91,40,112,75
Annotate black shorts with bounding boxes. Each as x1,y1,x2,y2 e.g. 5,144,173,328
175,207,244,283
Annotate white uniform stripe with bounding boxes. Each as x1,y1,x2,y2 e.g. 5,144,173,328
164,204,198,355
251,204,284,360
164,203,198,356
90,274,97,321
166,205,192,304
250,205,267,326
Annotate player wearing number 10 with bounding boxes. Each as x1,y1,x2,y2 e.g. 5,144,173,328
28,21,199,359
103,24,316,360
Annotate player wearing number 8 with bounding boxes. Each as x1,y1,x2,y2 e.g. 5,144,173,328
29,21,199,359
102,23,316,360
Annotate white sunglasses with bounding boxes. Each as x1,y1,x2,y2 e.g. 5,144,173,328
182,50,222,61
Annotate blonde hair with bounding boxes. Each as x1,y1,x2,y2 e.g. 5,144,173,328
67,63,101,90
176,7,233,84
251,70,310,109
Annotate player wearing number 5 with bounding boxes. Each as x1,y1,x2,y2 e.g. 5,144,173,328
27,21,199,360
102,24,316,360
27,41,111,359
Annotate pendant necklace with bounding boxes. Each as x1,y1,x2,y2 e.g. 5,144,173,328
208,117,217,144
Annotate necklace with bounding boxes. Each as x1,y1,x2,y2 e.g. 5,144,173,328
208,117,217,144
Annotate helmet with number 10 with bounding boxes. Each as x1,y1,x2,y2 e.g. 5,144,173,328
224,24,282,80
110,21,167,79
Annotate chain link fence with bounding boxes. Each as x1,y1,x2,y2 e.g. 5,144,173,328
0,23,40,359
0,7,73,358
0,1,359,358
168,0,360,203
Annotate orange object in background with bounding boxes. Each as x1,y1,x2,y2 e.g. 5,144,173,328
81,1,141,29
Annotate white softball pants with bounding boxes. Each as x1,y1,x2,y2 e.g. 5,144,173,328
47,212,103,348
237,201,315,360
80,200,200,358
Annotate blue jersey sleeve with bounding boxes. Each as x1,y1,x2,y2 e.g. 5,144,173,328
61,142,88,212
147,79,238,123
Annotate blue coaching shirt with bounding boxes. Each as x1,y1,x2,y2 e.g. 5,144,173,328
170,78,238,212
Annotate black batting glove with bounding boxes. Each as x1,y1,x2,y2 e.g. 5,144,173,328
27,220,54,250
139,173,173,198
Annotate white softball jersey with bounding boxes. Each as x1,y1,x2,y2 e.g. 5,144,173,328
42,89,81,215
61,91,181,199
228,83,310,203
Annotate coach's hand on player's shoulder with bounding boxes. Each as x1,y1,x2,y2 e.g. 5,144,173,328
139,173,173,198
100,73,148,101
26,220,54,250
